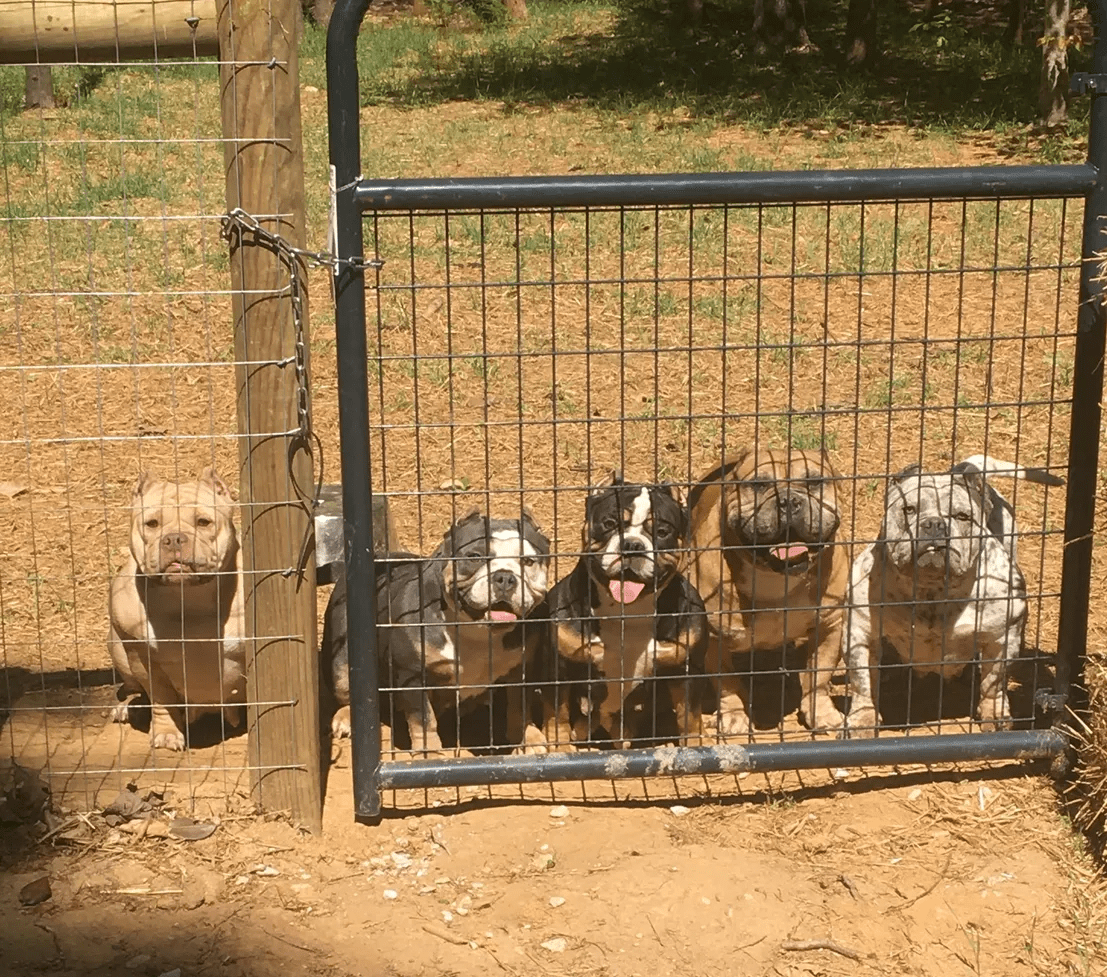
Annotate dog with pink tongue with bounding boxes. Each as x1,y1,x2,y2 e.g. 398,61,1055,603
542,471,708,748
687,445,850,737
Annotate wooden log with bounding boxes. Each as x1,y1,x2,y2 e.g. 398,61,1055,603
0,0,219,64
218,0,321,832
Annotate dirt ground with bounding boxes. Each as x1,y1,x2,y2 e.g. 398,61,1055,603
2,758,1102,977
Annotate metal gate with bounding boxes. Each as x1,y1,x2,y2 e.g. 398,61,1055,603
326,0,1106,820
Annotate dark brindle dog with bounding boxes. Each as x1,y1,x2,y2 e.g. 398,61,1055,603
542,472,708,747
688,446,849,736
324,510,550,752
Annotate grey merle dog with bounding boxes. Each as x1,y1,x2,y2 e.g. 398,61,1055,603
843,455,1062,736
323,509,551,752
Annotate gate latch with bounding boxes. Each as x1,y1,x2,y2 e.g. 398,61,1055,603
1070,72,1107,95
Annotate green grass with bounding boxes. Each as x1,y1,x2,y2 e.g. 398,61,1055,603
312,0,1092,148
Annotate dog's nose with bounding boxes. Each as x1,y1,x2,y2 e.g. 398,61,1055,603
160,533,189,551
491,569,517,594
918,516,948,540
778,494,804,514
620,538,647,555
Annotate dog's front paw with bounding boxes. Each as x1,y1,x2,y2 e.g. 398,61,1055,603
800,698,846,735
976,696,1012,731
152,729,186,751
844,705,879,739
110,701,131,724
713,696,752,740
512,724,550,756
331,705,351,739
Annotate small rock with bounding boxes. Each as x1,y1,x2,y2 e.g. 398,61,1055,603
669,805,691,816
549,805,569,819
253,865,279,877
390,852,412,870
125,955,151,970
168,818,217,841
18,877,52,906
532,852,555,871
455,894,471,916
442,910,454,923
541,938,568,953
303,85,319,93
383,889,398,900
549,896,566,908
439,479,467,491
157,971,182,977
831,768,849,780
907,788,923,802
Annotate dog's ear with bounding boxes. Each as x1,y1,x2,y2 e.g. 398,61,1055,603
519,506,551,554
133,471,159,499
818,448,842,480
891,463,923,483
659,481,688,510
590,469,623,494
198,467,233,501
955,470,993,523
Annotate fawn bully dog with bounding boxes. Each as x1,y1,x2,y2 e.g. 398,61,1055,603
108,468,246,751
843,455,1063,735
688,446,849,736
543,472,708,747
324,510,550,752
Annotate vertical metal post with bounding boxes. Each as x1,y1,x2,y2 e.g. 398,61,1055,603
1057,0,1107,727
326,0,381,821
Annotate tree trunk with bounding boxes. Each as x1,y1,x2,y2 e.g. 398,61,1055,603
1005,0,1026,44
503,0,527,19
844,0,877,65
1039,0,1071,126
24,66,54,109
752,0,810,54
310,0,335,27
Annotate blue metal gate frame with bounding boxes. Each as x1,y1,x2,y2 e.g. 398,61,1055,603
326,0,1107,821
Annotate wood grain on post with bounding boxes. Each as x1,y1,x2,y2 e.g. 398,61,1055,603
0,0,219,63
217,0,321,831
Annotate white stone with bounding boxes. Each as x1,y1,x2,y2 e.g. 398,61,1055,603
549,805,569,818
549,896,566,908
669,805,691,816
541,938,568,953
383,889,398,900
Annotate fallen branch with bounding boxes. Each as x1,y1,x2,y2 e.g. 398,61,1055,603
894,853,952,911
421,923,470,947
781,939,861,961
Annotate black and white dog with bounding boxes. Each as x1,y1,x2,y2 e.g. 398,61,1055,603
324,510,551,752
542,472,708,746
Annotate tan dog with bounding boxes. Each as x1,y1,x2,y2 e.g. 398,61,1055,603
108,468,246,751
687,447,848,736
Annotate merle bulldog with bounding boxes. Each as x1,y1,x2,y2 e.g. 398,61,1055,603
843,455,1063,736
324,509,551,753
543,472,708,747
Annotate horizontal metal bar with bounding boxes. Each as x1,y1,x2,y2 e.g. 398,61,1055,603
355,165,1098,212
376,730,1067,791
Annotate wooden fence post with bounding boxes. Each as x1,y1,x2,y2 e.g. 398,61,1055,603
217,0,321,832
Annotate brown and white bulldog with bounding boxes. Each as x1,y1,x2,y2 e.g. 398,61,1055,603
108,468,246,751
687,446,849,736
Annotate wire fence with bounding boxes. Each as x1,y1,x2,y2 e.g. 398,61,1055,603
0,7,313,819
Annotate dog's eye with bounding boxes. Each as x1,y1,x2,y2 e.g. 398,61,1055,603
522,556,536,568
600,517,619,533
145,518,159,529
196,517,213,529
903,505,916,516
654,525,672,539
954,511,972,522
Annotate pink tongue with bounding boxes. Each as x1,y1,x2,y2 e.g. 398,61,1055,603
771,544,809,561
610,579,645,603
489,609,518,623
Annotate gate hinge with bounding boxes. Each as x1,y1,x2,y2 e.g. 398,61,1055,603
1035,688,1068,715
1070,72,1107,95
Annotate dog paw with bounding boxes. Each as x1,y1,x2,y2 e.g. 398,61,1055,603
976,696,1012,731
843,706,879,739
331,706,352,739
801,702,846,735
152,730,186,751
512,725,550,755
713,708,751,739
110,701,131,724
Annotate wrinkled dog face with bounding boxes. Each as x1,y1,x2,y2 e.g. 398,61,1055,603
131,467,237,584
585,471,688,604
437,511,550,626
725,448,840,571
883,466,990,580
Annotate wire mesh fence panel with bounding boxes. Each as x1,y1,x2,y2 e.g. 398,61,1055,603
343,194,1077,781
0,4,316,822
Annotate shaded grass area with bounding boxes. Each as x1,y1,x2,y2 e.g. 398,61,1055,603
293,0,1093,144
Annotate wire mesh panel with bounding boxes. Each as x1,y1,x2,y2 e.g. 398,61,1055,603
343,194,1076,769
0,2,316,820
